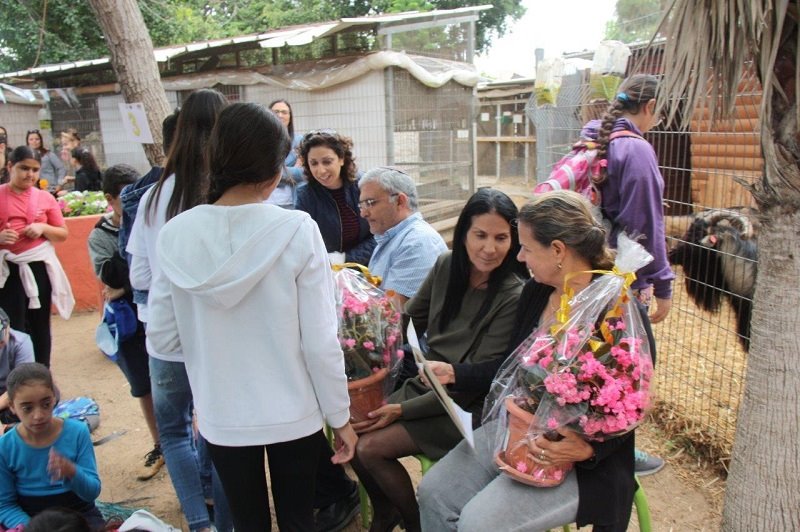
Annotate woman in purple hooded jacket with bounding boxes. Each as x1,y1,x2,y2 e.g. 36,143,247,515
583,74,674,325
583,74,673,477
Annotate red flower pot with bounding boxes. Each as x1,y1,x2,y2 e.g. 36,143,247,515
347,367,389,423
53,214,104,313
495,396,573,487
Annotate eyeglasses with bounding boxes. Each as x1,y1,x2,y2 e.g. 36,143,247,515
272,109,290,116
358,193,398,210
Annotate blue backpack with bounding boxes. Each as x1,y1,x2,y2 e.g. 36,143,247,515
53,396,100,432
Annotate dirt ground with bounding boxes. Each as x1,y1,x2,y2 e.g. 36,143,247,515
50,311,724,531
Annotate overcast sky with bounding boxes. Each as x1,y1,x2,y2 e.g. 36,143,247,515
474,0,618,79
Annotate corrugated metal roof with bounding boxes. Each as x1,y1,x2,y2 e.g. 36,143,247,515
0,6,491,81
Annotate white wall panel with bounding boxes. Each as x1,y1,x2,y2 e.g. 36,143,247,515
244,70,388,171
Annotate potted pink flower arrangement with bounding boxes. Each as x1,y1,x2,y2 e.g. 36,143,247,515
484,235,654,487
333,264,403,422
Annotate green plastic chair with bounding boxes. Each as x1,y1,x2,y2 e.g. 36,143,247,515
551,476,652,532
416,454,438,476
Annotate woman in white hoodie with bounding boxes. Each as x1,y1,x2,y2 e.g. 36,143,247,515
147,102,357,532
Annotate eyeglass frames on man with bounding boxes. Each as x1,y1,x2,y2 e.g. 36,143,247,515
358,193,399,210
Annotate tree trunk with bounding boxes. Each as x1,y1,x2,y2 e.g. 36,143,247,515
722,209,800,530
87,0,171,166
722,20,800,529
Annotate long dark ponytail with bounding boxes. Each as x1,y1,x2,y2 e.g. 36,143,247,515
145,89,228,224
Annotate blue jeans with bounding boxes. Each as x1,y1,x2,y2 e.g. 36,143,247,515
149,356,212,532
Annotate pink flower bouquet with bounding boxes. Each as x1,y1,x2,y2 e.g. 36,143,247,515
332,264,403,382
484,234,655,487
333,264,404,422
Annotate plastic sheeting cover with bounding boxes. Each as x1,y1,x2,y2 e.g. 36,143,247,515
160,50,478,92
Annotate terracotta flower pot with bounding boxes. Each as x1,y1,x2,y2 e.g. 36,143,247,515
495,396,573,487
347,367,389,423
53,213,105,313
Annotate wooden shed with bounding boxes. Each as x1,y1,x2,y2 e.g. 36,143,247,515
687,71,762,209
627,43,763,210
0,7,488,203
561,41,765,213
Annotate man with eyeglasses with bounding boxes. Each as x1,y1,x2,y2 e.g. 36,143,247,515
359,167,446,309
0,307,35,430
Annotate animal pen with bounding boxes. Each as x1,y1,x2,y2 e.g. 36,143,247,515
0,6,483,224
1,9,761,467
519,42,760,468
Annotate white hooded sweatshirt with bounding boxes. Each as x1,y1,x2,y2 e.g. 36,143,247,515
146,203,350,446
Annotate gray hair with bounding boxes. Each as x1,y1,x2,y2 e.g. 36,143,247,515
359,167,419,211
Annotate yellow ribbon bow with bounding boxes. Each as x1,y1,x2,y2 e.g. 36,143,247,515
331,262,383,288
550,267,637,337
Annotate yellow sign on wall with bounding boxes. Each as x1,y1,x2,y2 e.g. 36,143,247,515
118,102,154,144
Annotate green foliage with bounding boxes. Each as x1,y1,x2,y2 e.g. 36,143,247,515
604,0,666,44
57,191,109,217
0,1,107,73
0,0,525,73
432,0,525,52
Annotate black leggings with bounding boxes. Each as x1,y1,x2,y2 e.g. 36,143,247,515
0,261,52,367
206,430,325,532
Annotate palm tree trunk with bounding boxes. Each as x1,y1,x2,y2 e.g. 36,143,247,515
722,21,800,528
722,209,800,529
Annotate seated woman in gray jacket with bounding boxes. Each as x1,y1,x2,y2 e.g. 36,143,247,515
350,188,529,532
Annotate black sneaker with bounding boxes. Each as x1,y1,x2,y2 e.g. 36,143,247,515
634,448,665,476
137,444,165,481
315,484,360,532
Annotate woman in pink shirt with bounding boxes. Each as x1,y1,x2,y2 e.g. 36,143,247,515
0,146,71,367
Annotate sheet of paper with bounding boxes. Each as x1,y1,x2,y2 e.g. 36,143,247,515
406,322,475,449
407,320,425,370
118,102,155,144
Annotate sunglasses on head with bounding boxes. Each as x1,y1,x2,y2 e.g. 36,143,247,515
27,129,40,135
302,129,337,141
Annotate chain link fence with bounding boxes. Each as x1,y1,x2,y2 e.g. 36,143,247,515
516,48,759,466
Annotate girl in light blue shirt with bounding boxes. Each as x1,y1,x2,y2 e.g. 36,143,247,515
0,363,102,529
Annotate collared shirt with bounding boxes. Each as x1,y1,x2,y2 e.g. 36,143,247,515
368,212,447,298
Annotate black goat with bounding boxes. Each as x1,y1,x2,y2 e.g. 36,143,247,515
668,209,758,351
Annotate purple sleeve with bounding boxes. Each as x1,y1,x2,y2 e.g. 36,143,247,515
603,139,675,299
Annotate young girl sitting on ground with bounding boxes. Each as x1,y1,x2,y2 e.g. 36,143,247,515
0,363,103,530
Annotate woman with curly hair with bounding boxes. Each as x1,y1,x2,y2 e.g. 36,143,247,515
295,130,375,265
